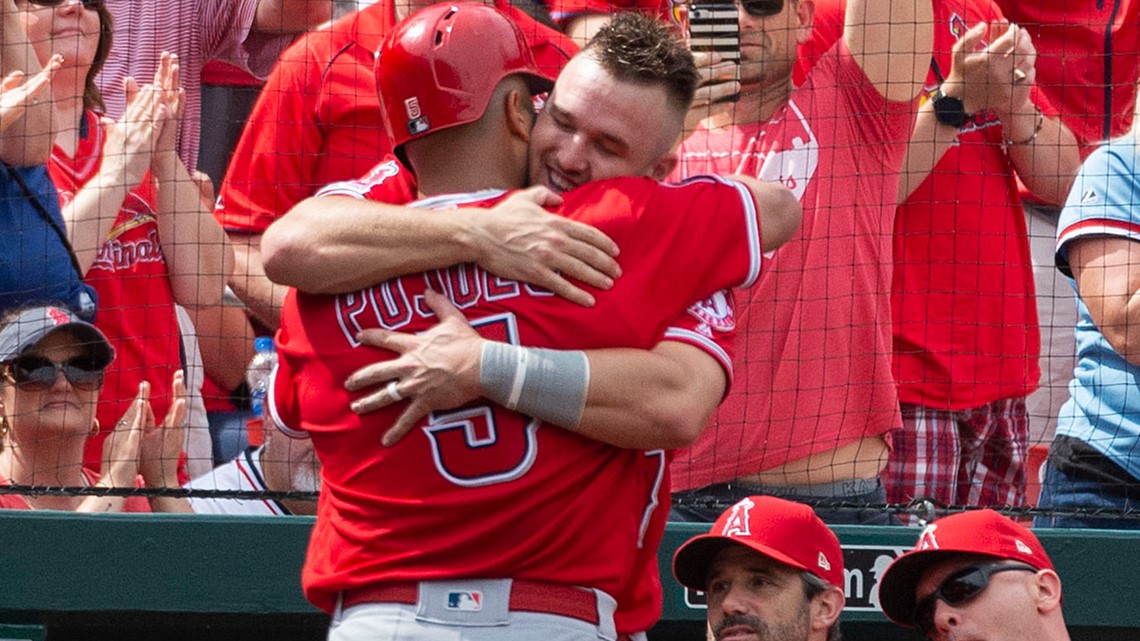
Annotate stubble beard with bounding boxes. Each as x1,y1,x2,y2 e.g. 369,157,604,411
712,602,811,641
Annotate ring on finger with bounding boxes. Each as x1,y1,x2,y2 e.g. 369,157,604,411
386,380,403,402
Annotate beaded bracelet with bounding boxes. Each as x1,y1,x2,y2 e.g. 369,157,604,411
1004,109,1044,146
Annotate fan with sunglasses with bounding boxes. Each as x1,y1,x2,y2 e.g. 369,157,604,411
912,562,1038,636
5,354,105,392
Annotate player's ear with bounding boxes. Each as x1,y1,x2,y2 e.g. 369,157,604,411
1033,569,1063,614
810,585,844,632
505,88,534,144
796,0,815,43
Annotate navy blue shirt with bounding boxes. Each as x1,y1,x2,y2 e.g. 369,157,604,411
0,163,97,320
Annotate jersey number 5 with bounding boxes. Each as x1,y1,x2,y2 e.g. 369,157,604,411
423,313,541,487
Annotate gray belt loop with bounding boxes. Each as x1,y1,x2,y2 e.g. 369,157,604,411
593,588,618,641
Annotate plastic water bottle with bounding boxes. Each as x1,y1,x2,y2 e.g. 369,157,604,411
245,337,277,446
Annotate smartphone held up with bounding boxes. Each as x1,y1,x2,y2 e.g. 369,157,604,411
687,1,741,103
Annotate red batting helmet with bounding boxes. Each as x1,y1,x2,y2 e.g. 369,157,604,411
376,2,556,153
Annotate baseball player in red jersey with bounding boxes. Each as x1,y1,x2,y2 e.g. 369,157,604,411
265,6,800,639
303,156,744,636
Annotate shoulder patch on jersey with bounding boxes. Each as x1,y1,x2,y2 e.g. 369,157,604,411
686,291,734,332
1081,187,1100,205
363,159,402,183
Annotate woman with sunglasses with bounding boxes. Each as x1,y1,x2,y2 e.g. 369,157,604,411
0,305,192,512
11,0,233,473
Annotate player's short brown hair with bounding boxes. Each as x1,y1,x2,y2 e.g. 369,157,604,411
583,12,699,116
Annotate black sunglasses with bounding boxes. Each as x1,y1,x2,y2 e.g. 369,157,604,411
24,0,104,8
739,0,784,18
3,355,105,392
914,562,1037,637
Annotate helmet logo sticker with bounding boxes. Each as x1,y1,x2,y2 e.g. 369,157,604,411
405,97,422,120
405,97,430,135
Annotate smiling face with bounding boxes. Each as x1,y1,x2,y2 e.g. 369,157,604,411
705,545,814,641
0,331,102,446
526,53,683,194
15,0,103,75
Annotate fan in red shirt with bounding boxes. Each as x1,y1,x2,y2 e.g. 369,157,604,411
669,0,932,524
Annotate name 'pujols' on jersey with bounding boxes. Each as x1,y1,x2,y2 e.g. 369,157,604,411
333,264,555,347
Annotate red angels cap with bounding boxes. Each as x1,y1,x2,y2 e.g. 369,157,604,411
672,495,844,591
877,509,1054,626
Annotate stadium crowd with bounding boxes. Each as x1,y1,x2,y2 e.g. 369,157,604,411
1,0,1139,636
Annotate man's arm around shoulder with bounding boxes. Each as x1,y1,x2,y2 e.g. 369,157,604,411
731,175,802,251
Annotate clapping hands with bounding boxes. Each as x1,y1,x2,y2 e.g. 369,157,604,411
0,54,61,134
103,51,184,185
942,21,1037,120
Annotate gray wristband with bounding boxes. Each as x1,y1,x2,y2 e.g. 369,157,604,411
479,342,590,430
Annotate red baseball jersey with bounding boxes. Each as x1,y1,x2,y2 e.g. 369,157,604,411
273,176,760,632
214,0,578,236
313,158,736,630
48,111,181,472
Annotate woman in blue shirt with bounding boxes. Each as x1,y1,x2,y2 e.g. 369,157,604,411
0,4,95,319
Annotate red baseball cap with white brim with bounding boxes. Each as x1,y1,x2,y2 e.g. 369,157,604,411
672,495,845,591
877,509,1054,626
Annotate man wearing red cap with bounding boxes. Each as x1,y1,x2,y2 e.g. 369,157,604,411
877,509,1069,641
672,496,845,641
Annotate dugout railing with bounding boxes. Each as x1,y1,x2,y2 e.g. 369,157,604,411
1,511,1137,640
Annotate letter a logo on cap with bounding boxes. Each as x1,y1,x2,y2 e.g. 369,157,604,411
721,497,755,537
1015,539,1032,555
817,552,831,572
917,523,939,550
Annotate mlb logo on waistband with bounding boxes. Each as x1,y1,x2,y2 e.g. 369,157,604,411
447,591,483,611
